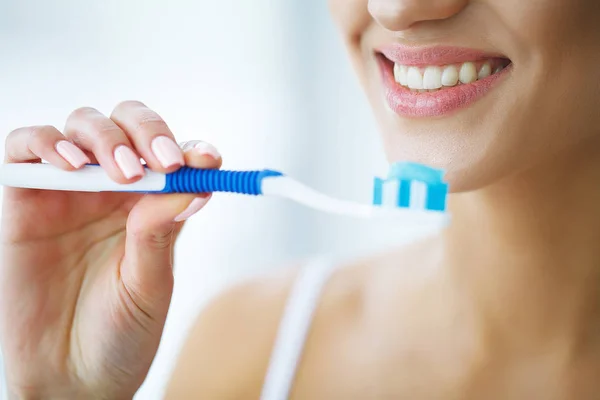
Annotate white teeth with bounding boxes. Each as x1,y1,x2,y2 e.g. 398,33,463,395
441,65,459,87
459,62,477,84
393,60,507,91
400,66,408,86
478,62,492,79
423,66,443,89
407,67,424,89
393,64,408,85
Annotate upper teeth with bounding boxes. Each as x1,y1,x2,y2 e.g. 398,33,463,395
394,61,502,91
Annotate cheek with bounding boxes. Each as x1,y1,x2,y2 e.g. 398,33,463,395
328,0,373,86
503,0,600,150
497,0,600,59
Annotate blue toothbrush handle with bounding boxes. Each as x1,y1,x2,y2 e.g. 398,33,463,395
157,167,283,195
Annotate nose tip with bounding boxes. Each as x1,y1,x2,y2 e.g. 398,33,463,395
368,0,469,32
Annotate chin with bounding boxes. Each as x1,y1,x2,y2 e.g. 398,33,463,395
373,107,515,193
381,138,504,193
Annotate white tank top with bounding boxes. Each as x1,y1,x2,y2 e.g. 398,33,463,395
259,257,337,400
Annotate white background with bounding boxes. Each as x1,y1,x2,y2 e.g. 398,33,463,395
0,1,430,398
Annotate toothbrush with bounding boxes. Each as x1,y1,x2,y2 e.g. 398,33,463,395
0,163,449,225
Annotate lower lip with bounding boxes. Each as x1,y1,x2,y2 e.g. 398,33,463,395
377,56,511,118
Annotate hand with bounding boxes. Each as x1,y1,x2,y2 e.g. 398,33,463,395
0,101,222,399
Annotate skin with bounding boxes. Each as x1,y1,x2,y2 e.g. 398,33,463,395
0,102,222,399
2,0,600,399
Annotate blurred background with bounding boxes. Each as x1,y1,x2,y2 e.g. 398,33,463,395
0,1,433,398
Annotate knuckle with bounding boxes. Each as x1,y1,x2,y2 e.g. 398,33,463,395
27,125,55,144
4,129,22,158
4,125,57,160
67,106,99,122
65,108,123,146
148,228,175,250
93,119,120,137
87,123,125,151
111,101,170,135
90,128,122,150
135,111,168,133
130,109,169,136
112,100,146,115
6,127,22,144
129,225,175,251
4,136,16,158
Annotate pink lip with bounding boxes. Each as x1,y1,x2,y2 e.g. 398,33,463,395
378,45,505,67
376,47,512,118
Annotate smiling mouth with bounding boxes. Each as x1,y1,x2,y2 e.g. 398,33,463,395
375,46,513,118
383,57,511,92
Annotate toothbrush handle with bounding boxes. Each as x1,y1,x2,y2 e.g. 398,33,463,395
157,167,283,195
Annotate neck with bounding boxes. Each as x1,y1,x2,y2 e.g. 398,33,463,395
444,138,600,353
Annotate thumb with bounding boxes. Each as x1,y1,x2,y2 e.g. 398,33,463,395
119,140,220,316
120,193,212,314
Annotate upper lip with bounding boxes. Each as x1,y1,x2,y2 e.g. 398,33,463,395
377,44,509,66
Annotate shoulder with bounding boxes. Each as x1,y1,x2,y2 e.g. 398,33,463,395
164,239,443,399
164,256,372,399
164,264,302,399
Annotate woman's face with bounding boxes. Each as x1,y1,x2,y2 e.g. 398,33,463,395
329,0,600,191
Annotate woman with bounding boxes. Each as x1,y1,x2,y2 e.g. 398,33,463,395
2,0,600,398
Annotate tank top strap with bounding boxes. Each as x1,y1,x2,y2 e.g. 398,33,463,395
260,256,337,400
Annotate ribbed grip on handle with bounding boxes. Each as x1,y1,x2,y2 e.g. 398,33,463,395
160,168,283,195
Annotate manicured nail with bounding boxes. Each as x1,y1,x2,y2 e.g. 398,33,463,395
55,140,90,168
174,195,211,222
179,140,201,152
114,145,144,179
194,142,221,160
151,136,185,168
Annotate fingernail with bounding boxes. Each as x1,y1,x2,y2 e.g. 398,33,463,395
179,140,201,152
114,145,145,179
55,140,90,168
174,195,211,222
152,136,185,168
194,142,221,160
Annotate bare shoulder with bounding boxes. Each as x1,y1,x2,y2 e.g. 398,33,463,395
164,264,303,399
163,255,374,399
165,237,446,399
